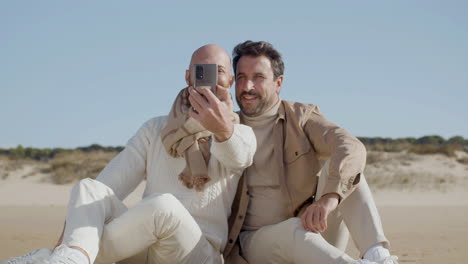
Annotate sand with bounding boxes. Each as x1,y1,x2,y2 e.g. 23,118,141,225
1,181,467,263
1,153,468,263
346,204,468,264
2,205,468,263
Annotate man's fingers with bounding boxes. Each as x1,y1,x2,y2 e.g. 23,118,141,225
300,213,307,230
312,208,321,232
188,107,199,120
198,87,220,106
306,208,315,232
190,87,210,109
216,85,234,110
188,93,203,113
321,209,328,232
302,212,311,232
317,208,325,232
216,85,230,101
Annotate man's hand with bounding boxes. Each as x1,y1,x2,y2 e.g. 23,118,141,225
300,193,340,233
188,85,234,142
215,85,234,112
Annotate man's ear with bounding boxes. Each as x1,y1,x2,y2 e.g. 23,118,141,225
228,74,234,88
275,75,283,95
185,69,190,86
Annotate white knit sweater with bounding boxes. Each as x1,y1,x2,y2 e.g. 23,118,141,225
96,116,256,252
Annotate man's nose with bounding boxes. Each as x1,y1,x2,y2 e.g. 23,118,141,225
243,79,255,91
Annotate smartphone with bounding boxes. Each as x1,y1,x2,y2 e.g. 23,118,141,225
190,64,217,94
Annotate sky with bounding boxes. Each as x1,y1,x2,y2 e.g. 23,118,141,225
1,1,467,148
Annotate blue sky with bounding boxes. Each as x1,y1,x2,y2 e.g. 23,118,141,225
1,1,467,148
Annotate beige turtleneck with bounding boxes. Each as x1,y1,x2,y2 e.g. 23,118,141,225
241,99,290,230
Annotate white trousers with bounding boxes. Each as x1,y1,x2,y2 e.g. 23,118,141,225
62,178,221,264
239,170,388,264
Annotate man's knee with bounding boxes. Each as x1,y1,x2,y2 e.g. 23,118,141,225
70,178,116,203
244,218,303,262
77,177,110,188
137,193,196,241
73,178,104,193
76,177,94,188
282,217,303,231
143,193,184,216
264,218,305,242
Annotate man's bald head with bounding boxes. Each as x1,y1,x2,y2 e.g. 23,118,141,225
186,44,233,88
189,44,231,71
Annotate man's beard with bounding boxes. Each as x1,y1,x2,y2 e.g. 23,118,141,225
236,91,268,117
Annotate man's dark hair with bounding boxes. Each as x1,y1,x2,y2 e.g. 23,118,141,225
232,40,284,79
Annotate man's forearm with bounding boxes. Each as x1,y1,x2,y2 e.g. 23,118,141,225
211,124,256,169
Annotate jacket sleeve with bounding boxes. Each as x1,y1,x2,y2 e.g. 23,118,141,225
210,124,257,170
96,118,155,201
303,106,366,200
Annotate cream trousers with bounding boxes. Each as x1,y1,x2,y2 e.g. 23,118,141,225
239,165,388,264
62,178,221,264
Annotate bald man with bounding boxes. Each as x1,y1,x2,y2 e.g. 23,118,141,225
2,44,256,264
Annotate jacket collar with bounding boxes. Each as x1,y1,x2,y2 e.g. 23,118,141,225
276,99,286,122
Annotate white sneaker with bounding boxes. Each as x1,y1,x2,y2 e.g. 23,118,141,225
378,255,399,264
359,256,399,264
363,244,399,264
44,245,88,264
355,259,378,264
1,248,52,264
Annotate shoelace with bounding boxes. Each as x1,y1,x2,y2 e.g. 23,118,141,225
46,255,82,264
381,255,399,264
7,250,38,264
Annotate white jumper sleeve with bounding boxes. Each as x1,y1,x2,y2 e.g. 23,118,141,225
210,124,256,170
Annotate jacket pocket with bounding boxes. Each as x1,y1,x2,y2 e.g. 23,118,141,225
284,139,311,164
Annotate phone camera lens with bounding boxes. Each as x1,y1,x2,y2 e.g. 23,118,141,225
196,65,204,80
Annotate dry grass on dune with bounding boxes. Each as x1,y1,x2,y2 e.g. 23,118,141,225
364,150,468,190
0,157,47,180
47,150,118,184
0,150,119,184
1,149,468,190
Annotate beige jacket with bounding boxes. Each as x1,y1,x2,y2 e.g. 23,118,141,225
223,100,367,263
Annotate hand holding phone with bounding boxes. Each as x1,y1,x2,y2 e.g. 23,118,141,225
188,86,234,141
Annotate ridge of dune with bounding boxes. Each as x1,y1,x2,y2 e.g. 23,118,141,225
1,150,467,207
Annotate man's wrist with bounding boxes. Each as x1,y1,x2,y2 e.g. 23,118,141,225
213,124,234,142
322,192,340,200
320,192,340,207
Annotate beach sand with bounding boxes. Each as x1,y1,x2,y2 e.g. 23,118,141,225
1,180,467,263
0,180,144,261
346,204,468,264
